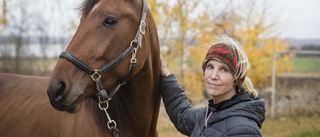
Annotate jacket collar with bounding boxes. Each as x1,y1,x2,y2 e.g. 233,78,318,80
205,92,265,128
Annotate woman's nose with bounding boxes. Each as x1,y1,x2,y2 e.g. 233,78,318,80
210,69,219,79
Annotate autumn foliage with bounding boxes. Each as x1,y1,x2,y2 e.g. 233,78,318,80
150,0,294,103
0,0,8,33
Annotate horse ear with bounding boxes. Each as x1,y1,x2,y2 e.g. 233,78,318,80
80,0,100,17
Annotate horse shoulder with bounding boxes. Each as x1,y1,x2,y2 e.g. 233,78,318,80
0,73,110,137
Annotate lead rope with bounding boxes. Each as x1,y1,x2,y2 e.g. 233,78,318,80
94,50,138,137
93,47,137,137
98,97,119,137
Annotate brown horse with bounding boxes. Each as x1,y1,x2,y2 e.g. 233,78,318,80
0,0,161,136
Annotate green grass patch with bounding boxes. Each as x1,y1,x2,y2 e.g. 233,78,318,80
292,58,320,73
294,130,320,137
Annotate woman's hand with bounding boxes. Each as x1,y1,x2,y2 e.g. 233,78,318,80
160,55,170,78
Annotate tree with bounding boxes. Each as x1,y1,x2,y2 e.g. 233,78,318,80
6,0,32,74
231,0,294,88
190,0,294,92
151,0,204,102
0,0,8,33
151,0,294,102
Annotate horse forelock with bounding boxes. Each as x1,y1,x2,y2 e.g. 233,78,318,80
80,0,100,17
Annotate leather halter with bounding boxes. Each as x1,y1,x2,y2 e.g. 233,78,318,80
59,0,148,136
59,0,148,102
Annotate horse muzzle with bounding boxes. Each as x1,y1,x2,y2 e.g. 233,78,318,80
47,80,83,113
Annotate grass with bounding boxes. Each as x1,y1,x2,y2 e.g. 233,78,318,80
261,116,320,137
157,105,187,137
292,58,320,73
295,130,320,137
157,104,320,137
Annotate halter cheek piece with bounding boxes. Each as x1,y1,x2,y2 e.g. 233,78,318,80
58,0,148,136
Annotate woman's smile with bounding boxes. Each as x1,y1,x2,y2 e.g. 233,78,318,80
207,81,221,88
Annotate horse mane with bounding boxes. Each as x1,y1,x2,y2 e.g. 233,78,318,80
80,0,100,17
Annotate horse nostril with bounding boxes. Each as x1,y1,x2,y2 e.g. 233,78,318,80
54,82,66,102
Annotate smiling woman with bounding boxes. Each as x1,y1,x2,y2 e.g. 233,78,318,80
160,36,266,137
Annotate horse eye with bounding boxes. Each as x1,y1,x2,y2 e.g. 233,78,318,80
102,18,117,26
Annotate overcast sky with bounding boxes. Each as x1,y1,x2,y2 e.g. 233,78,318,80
2,0,320,40
65,0,320,39
199,0,320,39
276,0,320,39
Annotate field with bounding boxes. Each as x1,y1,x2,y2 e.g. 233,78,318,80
157,104,320,137
261,116,320,137
292,57,320,73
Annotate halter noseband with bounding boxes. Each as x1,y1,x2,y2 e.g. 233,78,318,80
58,0,148,136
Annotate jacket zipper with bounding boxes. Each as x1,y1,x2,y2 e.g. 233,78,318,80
200,127,206,135
201,112,213,135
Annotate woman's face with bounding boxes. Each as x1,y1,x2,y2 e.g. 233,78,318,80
204,60,236,104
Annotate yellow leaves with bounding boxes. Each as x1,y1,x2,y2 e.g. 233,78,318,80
234,17,295,88
189,44,208,67
150,0,204,103
0,0,8,33
148,0,165,25
240,34,293,87
277,53,294,74
178,69,204,103
151,1,293,102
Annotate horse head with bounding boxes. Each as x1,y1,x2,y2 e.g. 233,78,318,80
47,0,159,114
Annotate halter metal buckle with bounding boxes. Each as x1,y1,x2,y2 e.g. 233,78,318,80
131,47,138,63
91,70,101,81
139,21,146,35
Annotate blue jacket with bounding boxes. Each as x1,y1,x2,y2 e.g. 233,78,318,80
161,74,266,137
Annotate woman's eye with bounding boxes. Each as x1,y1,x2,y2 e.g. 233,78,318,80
207,65,213,69
222,68,229,72
102,18,117,26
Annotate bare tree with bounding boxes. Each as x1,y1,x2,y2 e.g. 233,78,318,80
6,0,31,74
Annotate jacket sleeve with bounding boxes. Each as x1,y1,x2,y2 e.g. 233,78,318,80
160,74,200,136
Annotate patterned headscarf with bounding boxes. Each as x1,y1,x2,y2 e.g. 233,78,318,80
202,43,246,88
